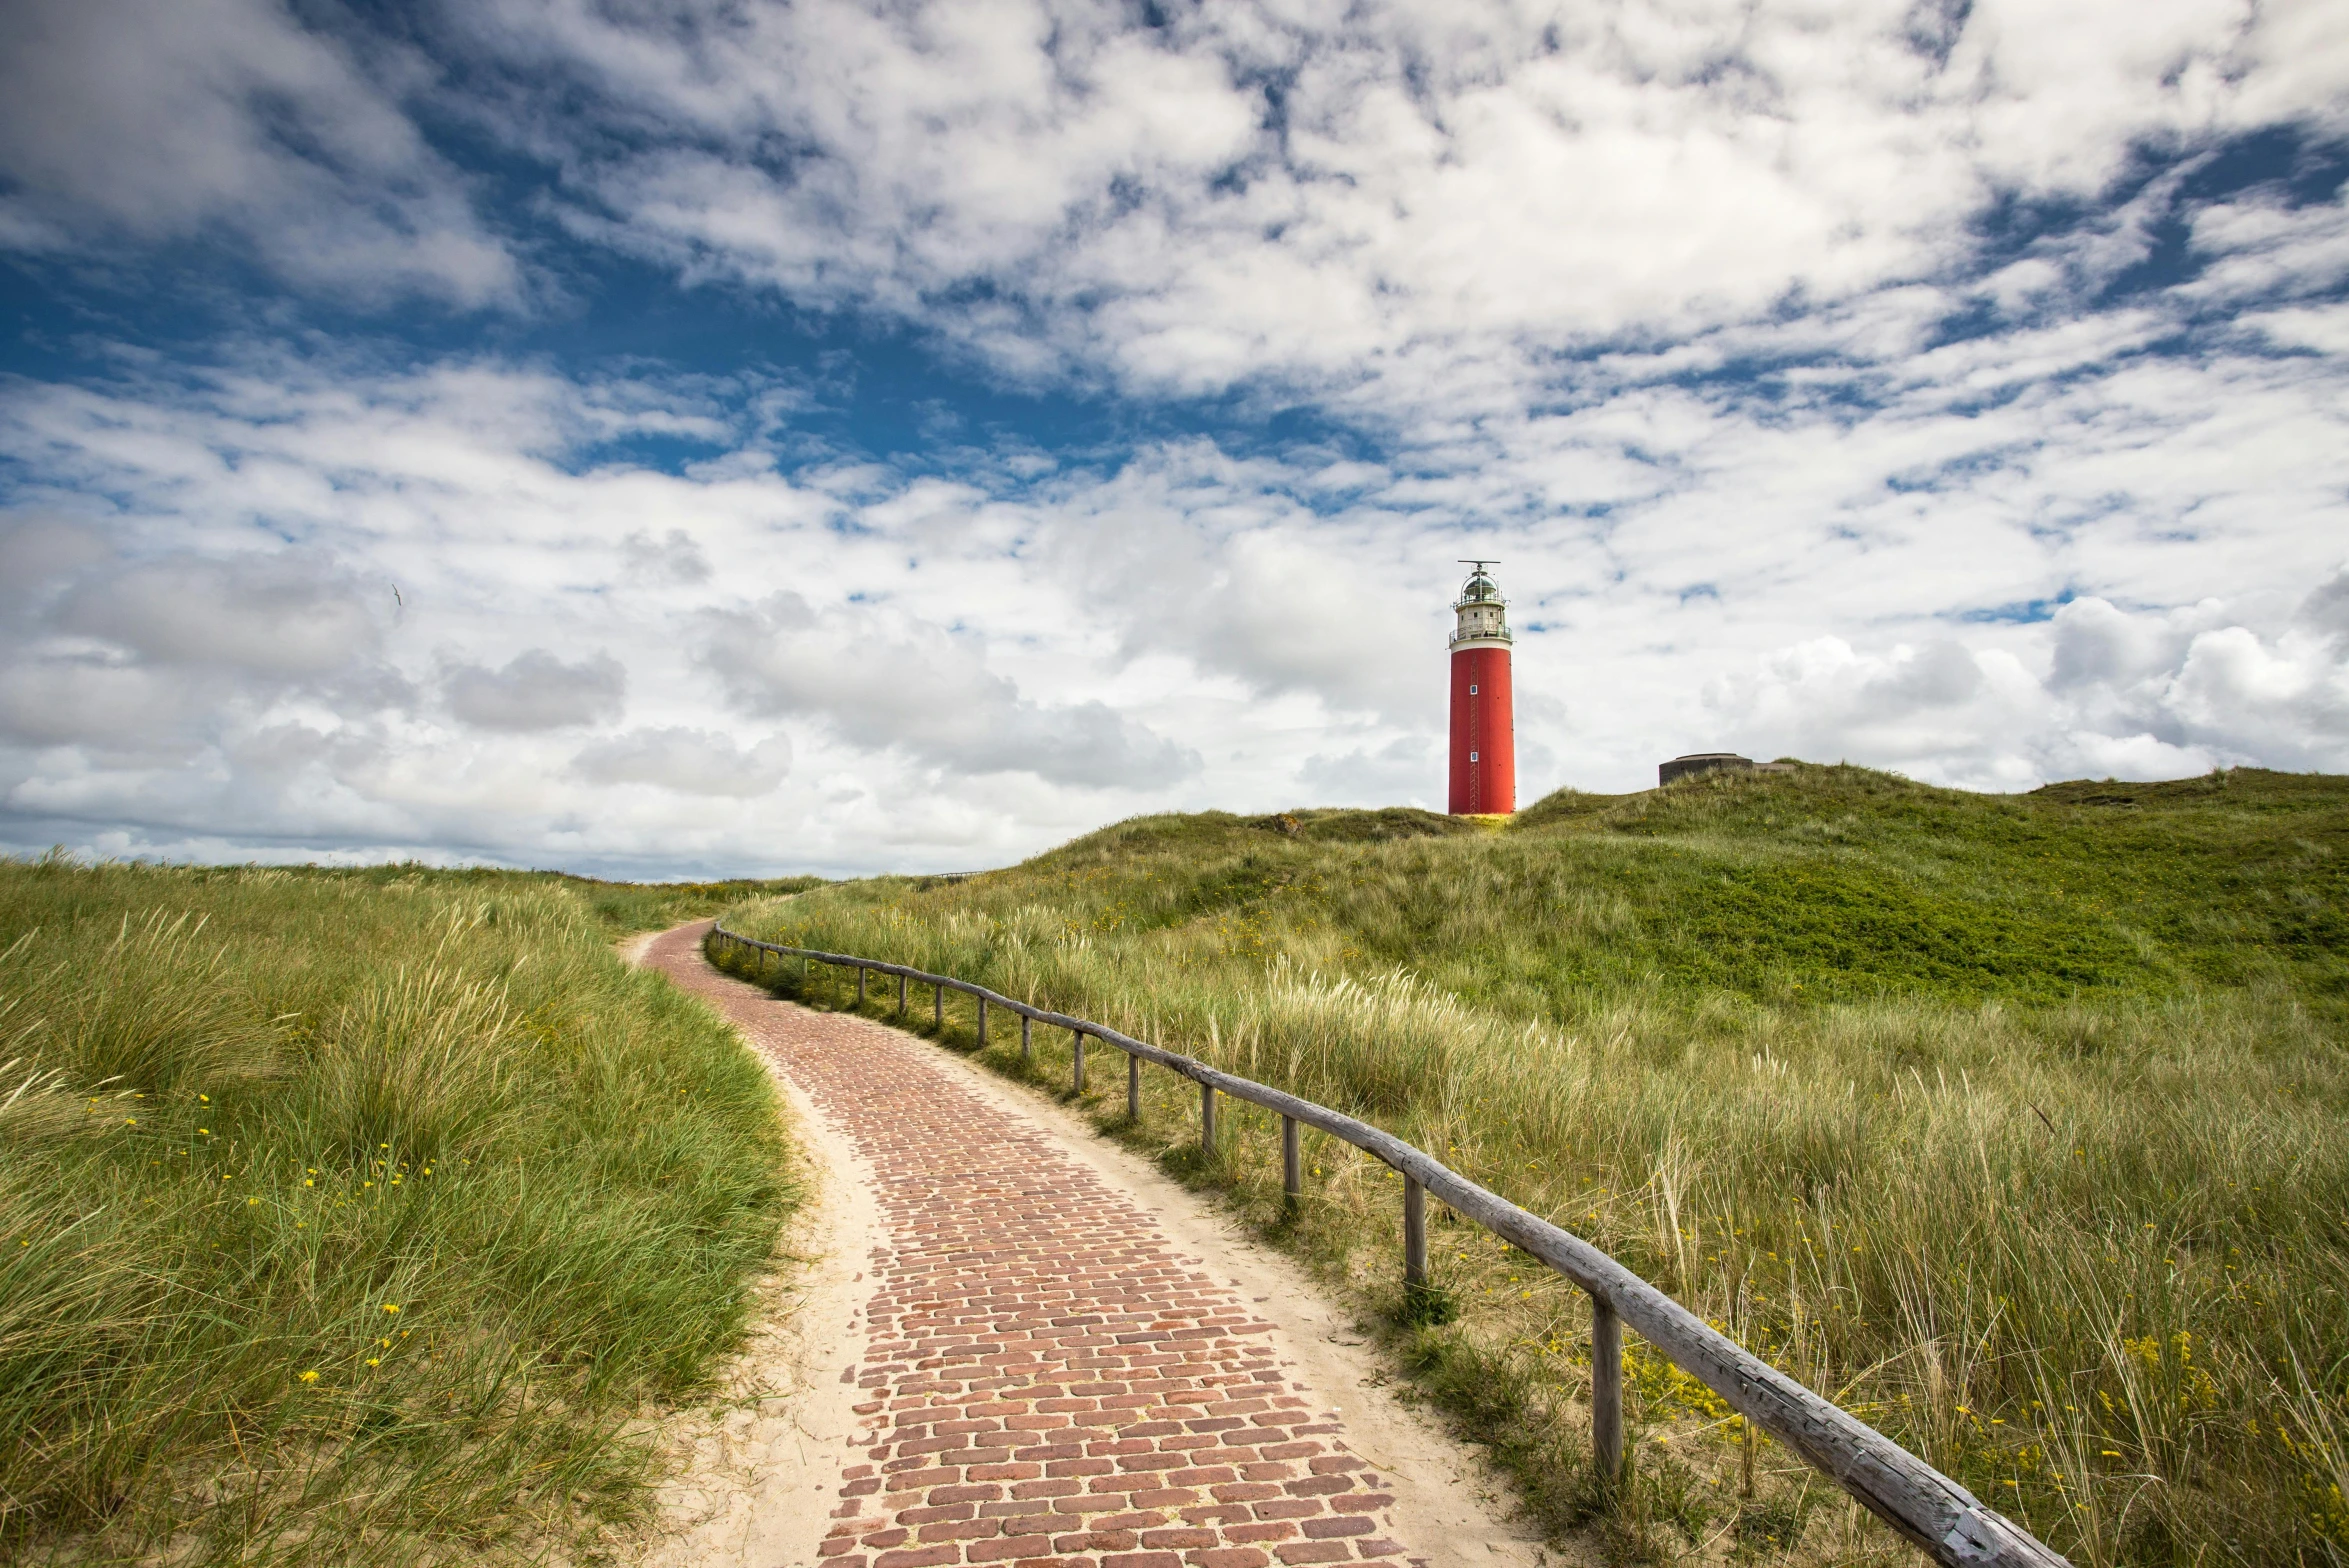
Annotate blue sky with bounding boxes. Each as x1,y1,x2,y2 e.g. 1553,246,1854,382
2,0,2346,878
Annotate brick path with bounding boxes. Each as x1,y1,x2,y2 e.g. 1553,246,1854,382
644,922,1422,1568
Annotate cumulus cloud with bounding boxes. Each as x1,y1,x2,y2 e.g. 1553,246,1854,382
695,593,1199,789
0,520,400,758
4,0,2349,883
1702,636,2048,786
0,661,213,757
2166,624,2349,756
0,516,108,614
51,553,384,677
0,0,517,305
570,727,791,796
2303,568,2349,642
432,0,2349,401
1297,737,1444,809
1703,578,2349,787
1052,462,1438,720
0,301,2344,875
619,529,712,586
443,650,626,732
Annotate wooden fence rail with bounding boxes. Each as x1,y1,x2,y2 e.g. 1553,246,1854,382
707,923,2067,1568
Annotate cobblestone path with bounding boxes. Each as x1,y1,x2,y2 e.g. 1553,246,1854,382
644,922,1424,1568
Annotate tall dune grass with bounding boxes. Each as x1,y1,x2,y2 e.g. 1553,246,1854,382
0,858,796,1566
718,768,2349,1566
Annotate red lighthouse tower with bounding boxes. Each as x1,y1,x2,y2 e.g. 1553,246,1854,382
1447,561,1515,815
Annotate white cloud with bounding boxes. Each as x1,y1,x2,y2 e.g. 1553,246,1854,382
2247,303,2349,354
5,0,2349,877
0,356,1215,872
1701,579,2349,788
570,727,792,796
443,650,627,732
1297,736,1444,810
2182,182,2349,307
1702,636,2049,785
0,518,402,760
0,516,108,613
2166,622,2349,753
0,660,216,758
51,551,384,677
1044,447,1438,718
1,309,2344,875
619,529,713,585
0,0,517,306
694,593,1201,789
437,0,2349,402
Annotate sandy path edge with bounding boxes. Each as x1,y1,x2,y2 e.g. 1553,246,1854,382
620,922,1568,1568
612,928,885,1568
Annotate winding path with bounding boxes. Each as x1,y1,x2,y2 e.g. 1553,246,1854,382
642,920,1434,1568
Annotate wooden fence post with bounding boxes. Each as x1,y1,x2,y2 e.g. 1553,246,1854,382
857,966,867,1006
1283,1116,1301,1204
934,982,943,1030
1021,1014,1032,1064
1404,1176,1428,1287
1127,1051,1140,1122
1073,1032,1085,1094
1592,1295,1625,1486
1201,1082,1217,1155
898,973,907,1016
978,996,987,1048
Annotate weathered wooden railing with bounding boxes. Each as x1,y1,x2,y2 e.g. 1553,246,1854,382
708,923,2067,1568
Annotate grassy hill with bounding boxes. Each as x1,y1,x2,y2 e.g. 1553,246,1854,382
718,765,2349,1568
0,860,814,1566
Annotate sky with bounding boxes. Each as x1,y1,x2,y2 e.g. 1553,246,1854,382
1,0,2346,879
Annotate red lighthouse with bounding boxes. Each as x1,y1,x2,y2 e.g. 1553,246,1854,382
1447,561,1516,815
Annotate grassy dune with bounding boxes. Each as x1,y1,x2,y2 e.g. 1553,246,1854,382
0,860,809,1566
717,765,2349,1567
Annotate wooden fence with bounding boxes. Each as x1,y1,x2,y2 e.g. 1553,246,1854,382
707,923,2068,1568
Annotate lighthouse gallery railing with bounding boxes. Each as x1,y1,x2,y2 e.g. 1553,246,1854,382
707,922,2067,1568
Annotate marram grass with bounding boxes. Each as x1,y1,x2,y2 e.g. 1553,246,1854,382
0,858,800,1566
718,767,2349,1568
